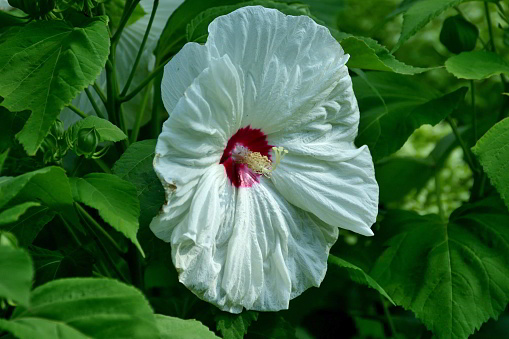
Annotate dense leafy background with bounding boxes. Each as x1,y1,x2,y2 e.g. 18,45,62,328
1,0,509,338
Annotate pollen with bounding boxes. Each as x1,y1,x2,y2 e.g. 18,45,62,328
232,145,288,177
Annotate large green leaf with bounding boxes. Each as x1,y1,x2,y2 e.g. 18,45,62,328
1,278,159,339
70,173,144,256
0,166,80,228
328,254,394,305
0,245,33,307
215,311,259,339
394,0,465,51
371,198,509,339
472,118,509,211
445,51,509,80
0,201,40,225
68,115,127,145
353,72,467,161
0,14,110,155
335,33,430,74
156,314,220,339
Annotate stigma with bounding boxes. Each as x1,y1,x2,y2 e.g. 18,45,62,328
231,145,288,177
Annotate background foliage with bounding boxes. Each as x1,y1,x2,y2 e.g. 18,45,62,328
1,0,509,338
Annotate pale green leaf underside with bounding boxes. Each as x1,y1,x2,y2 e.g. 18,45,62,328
0,15,110,155
7,278,159,339
472,118,509,211
445,51,509,80
156,314,220,339
70,173,144,256
0,246,33,307
353,72,467,161
0,202,40,225
371,198,509,339
328,254,394,305
216,311,259,339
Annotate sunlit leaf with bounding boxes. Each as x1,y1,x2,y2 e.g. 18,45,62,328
0,245,33,307
156,314,220,339
0,201,40,225
445,51,509,80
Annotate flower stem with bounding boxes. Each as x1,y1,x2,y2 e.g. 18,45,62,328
130,82,152,143
121,0,159,97
85,87,105,119
435,171,446,222
446,117,477,174
75,203,123,253
380,294,398,337
92,82,107,107
67,104,88,119
484,2,496,52
93,158,112,173
111,0,142,44
120,62,166,103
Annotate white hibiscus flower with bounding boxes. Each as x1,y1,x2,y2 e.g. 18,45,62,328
151,6,379,313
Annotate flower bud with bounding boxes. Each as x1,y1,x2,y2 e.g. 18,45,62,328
50,119,65,140
76,126,100,158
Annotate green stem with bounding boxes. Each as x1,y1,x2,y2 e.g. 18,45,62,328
471,80,477,142
121,0,159,97
111,0,141,44
484,2,496,52
59,215,82,246
93,158,112,173
380,294,398,338
446,117,478,174
120,62,166,103
85,87,106,119
70,156,85,177
435,171,446,222
75,203,124,253
67,104,88,119
92,82,107,107
130,82,152,143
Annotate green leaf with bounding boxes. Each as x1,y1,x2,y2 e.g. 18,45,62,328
0,206,55,247
394,0,465,51
215,311,259,339
335,33,431,74
186,1,311,43
353,72,467,161
472,118,509,211
156,314,220,339
439,15,478,54
105,0,147,29
30,246,94,287
3,278,159,339
445,51,509,80
0,148,8,173
0,201,40,225
68,116,127,144
0,166,80,228
328,254,394,305
371,197,509,339
70,173,144,256
0,14,110,155
0,246,33,307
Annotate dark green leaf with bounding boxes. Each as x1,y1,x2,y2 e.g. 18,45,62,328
0,14,110,155
353,72,467,161
445,51,509,80
0,245,33,307
472,118,509,211
328,254,394,304
0,206,55,247
371,197,509,339
4,278,159,339
156,314,220,339
0,148,8,173
70,173,144,256
216,311,259,339
439,15,478,54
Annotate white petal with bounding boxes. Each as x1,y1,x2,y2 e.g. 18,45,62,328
206,6,348,134
157,54,243,160
270,146,379,236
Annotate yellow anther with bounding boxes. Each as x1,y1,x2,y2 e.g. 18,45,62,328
232,145,288,177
